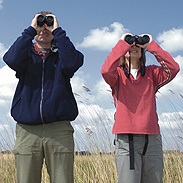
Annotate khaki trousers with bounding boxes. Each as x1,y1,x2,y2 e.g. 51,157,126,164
14,121,74,183
115,134,163,183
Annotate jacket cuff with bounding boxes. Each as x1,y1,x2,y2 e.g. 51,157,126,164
52,27,64,35
23,26,37,37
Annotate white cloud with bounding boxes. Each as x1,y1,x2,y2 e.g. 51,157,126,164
0,0,3,9
0,65,16,135
78,23,183,53
77,22,129,51
0,124,9,131
0,65,17,99
159,111,183,150
0,123,15,151
157,55,183,97
157,28,183,52
71,71,95,95
73,102,115,152
93,79,114,107
94,78,111,93
159,111,183,129
0,42,7,59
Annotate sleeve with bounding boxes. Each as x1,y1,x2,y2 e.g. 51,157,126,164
3,26,37,73
52,27,84,78
146,40,180,91
100,39,130,87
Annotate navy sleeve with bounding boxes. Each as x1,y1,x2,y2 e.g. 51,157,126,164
3,26,37,72
52,27,84,78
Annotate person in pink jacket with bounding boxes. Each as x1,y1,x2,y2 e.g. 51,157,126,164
101,33,180,183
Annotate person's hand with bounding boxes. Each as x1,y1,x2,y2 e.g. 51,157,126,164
31,13,59,33
31,14,44,32
136,34,153,49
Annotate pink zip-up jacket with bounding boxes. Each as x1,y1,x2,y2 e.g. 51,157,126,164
101,39,180,134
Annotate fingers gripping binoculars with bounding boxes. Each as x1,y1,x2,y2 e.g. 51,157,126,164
37,15,54,27
125,35,150,45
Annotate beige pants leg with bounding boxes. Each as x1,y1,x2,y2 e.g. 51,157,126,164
43,121,74,183
14,121,74,183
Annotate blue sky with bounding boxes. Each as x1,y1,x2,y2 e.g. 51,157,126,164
0,0,183,151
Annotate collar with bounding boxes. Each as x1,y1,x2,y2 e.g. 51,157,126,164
34,43,50,58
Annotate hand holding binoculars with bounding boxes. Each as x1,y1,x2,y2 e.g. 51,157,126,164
37,15,54,27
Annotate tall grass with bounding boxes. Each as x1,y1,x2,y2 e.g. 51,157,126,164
1,151,183,182
74,153,117,183
0,152,16,183
0,86,183,182
163,151,183,183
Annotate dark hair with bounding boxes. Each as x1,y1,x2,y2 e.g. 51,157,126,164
139,48,146,76
120,48,146,78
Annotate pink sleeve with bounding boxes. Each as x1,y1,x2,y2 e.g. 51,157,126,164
147,41,180,91
101,40,130,87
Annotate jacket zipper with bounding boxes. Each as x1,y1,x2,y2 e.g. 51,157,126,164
40,59,45,123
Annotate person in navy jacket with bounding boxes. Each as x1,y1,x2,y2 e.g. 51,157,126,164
3,11,84,183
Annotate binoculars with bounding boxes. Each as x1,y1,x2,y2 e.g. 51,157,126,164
125,34,150,45
37,15,54,27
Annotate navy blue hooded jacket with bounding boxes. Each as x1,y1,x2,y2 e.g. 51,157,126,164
3,26,84,125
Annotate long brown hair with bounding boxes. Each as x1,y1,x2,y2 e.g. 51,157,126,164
119,48,146,78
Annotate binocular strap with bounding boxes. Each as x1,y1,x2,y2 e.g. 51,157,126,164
142,135,149,155
128,134,149,170
128,134,134,170
128,55,131,78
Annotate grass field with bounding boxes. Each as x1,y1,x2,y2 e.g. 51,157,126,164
0,150,183,183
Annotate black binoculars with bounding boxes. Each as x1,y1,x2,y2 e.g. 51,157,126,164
125,34,150,45
37,15,54,27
